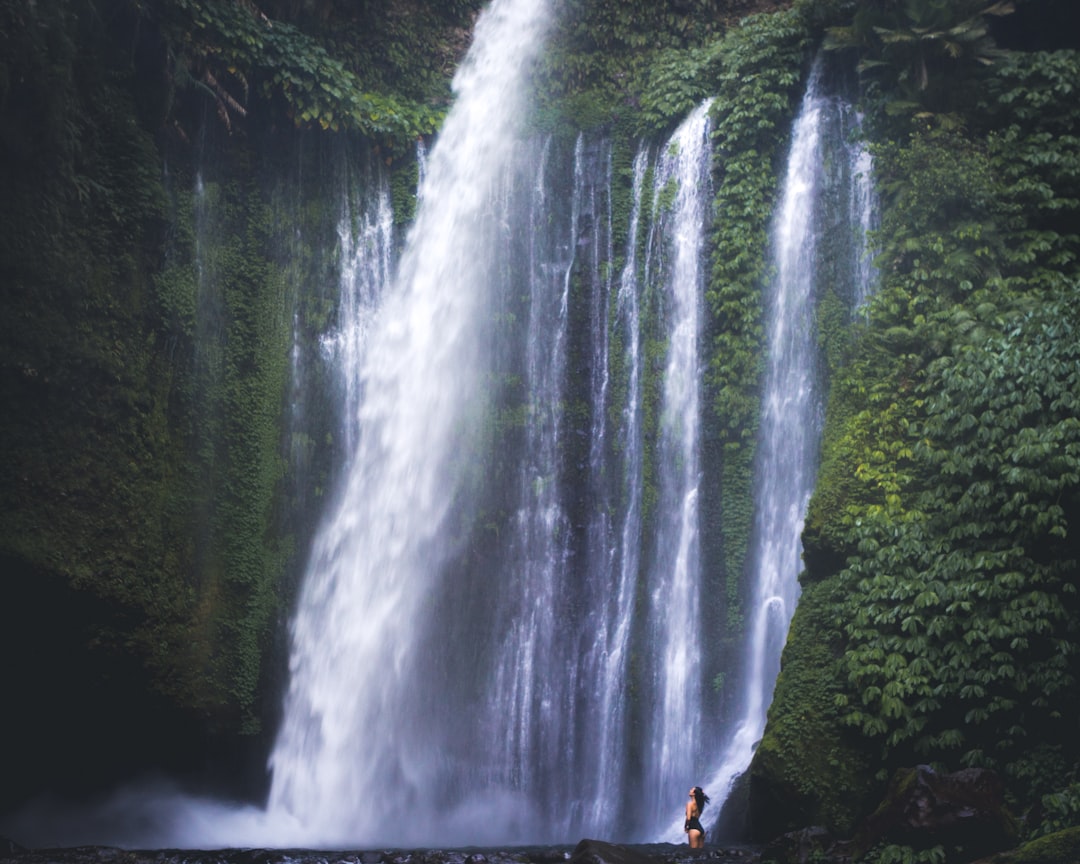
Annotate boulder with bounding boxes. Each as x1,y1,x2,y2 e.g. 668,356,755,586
758,826,839,864
971,825,1080,863
854,765,1017,861
566,840,660,864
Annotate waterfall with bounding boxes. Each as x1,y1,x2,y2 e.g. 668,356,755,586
3,53,881,852
270,85,720,841
588,144,649,830
641,102,714,831
267,0,552,846
846,112,879,311
0,32,884,849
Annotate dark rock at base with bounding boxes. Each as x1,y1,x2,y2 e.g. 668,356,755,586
713,772,752,843
568,840,661,864
855,765,1017,861
0,841,760,864
756,765,1023,864
759,827,839,864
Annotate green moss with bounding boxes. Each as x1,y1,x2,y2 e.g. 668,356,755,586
704,3,813,623
750,580,878,839
983,827,1080,864
0,0,366,746
389,154,419,226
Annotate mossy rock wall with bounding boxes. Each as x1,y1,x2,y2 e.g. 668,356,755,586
0,0,384,805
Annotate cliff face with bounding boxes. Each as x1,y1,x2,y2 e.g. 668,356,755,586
1,2,300,807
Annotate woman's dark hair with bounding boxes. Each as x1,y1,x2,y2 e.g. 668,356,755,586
692,787,710,811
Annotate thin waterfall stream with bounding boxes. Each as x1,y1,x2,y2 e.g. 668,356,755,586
700,62,877,826
642,102,714,832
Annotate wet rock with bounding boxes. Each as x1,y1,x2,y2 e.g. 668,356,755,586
969,825,1080,863
855,765,1017,861
0,841,760,864
566,840,660,864
759,826,839,864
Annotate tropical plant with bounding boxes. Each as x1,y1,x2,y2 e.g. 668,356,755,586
149,0,450,152
824,0,1015,119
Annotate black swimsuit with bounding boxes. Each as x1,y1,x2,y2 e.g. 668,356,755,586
686,816,704,835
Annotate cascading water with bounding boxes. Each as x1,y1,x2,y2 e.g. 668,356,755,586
470,106,716,841
326,178,395,455
640,102,714,830
699,61,878,827
847,113,879,312
473,133,584,837
267,0,553,846
270,81,719,841
0,28,885,849
586,144,649,831
40,55,874,854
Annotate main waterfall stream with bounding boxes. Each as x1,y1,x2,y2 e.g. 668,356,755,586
268,87,721,844
267,0,556,846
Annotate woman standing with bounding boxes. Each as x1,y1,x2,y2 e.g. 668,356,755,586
684,786,710,848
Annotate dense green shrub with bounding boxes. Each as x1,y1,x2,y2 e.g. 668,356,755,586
705,4,813,621
772,38,1080,843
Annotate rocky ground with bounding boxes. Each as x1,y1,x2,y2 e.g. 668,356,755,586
0,839,762,864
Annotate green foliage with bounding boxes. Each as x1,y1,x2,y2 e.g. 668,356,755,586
635,44,724,134
153,0,463,153
836,122,1076,779
773,31,1080,838
833,311,1079,776
0,0,204,700
532,0,736,137
1037,782,1080,839
705,4,813,613
824,0,1015,124
863,844,946,864
982,51,1080,289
